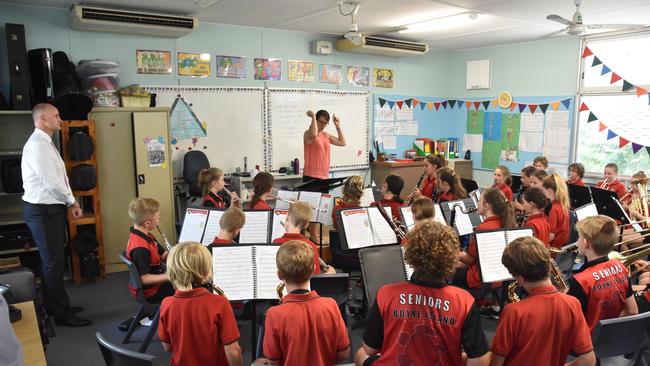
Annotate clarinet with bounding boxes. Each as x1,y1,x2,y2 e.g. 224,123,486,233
516,213,528,227
407,172,426,205
432,186,440,203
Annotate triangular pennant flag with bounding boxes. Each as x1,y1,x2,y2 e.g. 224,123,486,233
636,86,648,97
529,105,538,114
561,99,571,109
379,98,386,108
405,99,412,108
482,100,491,110
607,130,618,140
611,72,621,84
465,101,472,109
587,112,598,123
579,102,589,112
396,101,404,109
551,101,561,111
449,100,456,108
492,99,498,108
518,104,527,113
619,137,630,148
591,56,602,67
632,143,643,154
510,103,517,112
539,104,549,114
420,101,427,110
412,99,419,107
428,102,434,110
473,101,481,110
601,65,611,75
433,102,440,110
582,46,593,58
622,80,634,91
599,122,607,132
441,101,447,109
387,101,395,109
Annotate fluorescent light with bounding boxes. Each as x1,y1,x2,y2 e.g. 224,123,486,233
199,0,220,8
399,12,481,34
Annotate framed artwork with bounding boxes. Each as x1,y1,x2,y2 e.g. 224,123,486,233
178,52,211,77
216,55,246,79
136,50,172,74
373,68,394,88
254,58,281,80
347,66,369,86
287,60,315,82
319,64,342,84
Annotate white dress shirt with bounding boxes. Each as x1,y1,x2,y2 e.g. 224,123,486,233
22,128,75,206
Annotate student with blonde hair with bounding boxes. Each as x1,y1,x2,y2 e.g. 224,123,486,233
159,242,242,366
198,167,240,208
542,173,570,248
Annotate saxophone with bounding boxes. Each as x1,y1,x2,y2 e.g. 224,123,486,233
507,260,567,302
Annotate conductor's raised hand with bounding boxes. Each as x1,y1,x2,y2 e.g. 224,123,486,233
333,114,341,128
306,110,315,118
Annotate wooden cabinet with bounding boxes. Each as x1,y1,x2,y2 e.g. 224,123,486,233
90,107,175,273
447,159,473,180
371,161,425,201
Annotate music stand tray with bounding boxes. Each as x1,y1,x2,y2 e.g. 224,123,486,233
293,177,346,193
590,186,627,223
567,184,592,209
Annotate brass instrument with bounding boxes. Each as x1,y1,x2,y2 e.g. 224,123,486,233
628,181,649,226
597,178,611,191
609,243,650,270
507,260,568,302
277,283,285,301
376,203,406,241
156,226,174,253
407,172,426,205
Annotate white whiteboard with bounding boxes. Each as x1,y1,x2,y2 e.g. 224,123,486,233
145,86,265,176
267,88,369,172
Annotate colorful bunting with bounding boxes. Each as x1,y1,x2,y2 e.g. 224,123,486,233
587,112,598,123
404,98,412,108
636,86,647,97
433,102,440,111
646,147,650,159
473,101,481,110
632,143,643,154
592,57,602,67
611,72,621,84
561,99,572,109
579,102,589,112
396,101,403,109
387,101,395,109
482,101,491,110
551,101,561,111
465,101,472,109
412,99,419,108
607,130,618,140
529,105,538,114
428,102,434,111
539,104,549,114
492,99,498,108
378,98,386,108
510,103,517,112
622,80,634,91
419,102,426,111
518,104,527,113
601,65,611,75
599,122,607,132
448,100,456,108
441,101,447,109
582,46,593,58
619,137,629,148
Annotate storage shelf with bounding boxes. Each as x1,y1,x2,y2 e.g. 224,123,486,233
74,214,96,225
0,212,25,225
0,150,22,156
0,247,38,256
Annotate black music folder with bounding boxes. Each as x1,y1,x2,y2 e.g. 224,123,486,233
590,187,627,223
567,184,592,209
358,245,410,306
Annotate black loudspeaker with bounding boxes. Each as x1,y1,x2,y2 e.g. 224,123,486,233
28,48,54,104
4,24,32,110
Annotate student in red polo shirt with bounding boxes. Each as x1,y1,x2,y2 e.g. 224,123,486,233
249,172,274,210
529,169,548,189
511,165,536,213
198,167,241,209
567,215,638,331
411,154,446,201
521,187,551,246
456,188,516,303
259,241,350,366
567,163,586,187
542,173,570,249
355,221,490,366
435,166,467,203
491,236,595,366
492,165,513,201
400,197,436,246
209,207,245,247
273,201,335,274
371,174,405,219
332,175,364,230
595,163,626,199
159,242,242,366
125,198,173,304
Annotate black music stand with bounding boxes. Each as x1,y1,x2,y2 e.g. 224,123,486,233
568,184,592,209
293,177,346,193
439,198,482,233
460,178,479,193
358,245,406,307
511,175,522,195
591,187,628,223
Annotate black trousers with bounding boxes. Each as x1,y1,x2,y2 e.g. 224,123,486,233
23,202,72,320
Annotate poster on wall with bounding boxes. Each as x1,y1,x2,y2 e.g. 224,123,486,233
216,55,246,79
254,58,281,80
178,52,211,77
136,50,172,74
320,64,342,84
466,110,484,134
287,60,315,82
372,68,394,88
500,113,521,161
347,66,369,86
144,136,166,168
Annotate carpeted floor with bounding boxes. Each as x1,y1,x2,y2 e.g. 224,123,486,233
44,271,498,365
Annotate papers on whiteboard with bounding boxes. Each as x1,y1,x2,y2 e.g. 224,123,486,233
179,208,209,243
476,228,533,283
463,134,483,152
543,111,570,163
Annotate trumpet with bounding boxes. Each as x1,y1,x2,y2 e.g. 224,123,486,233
597,178,611,190
407,172,426,205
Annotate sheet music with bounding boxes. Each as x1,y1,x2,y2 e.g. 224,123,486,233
298,191,322,222
275,190,299,210
316,194,334,226
613,199,644,232
446,201,474,236
475,231,513,283
201,210,225,246
212,246,255,301
254,245,281,299
575,203,599,222
506,228,533,242
400,206,415,232
433,204,446,225
401,246,414,280
271,210,288,242
239,211,270,243
367,207,399,245
179,208,209,243
360,187,375,207
340,209,374,249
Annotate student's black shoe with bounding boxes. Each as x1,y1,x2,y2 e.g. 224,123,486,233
55,314,91,327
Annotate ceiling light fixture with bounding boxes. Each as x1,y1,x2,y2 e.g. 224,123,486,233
198,0,220,8
340,1,364,46
399,11,481,34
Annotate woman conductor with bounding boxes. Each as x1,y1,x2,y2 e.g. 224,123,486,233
303,110,346,186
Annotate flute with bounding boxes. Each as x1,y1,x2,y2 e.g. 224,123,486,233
223,186,240,203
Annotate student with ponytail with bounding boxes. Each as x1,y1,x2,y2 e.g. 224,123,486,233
198,168,240,209
435,167,467,203
521,187,551,247
542,173,570,249
493,165,513,201
332,176,364,230
372,174,405,219
249,172,274,210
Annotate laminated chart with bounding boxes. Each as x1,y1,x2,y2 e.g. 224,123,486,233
169,97,207,140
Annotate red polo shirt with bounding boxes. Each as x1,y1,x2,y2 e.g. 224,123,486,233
524,213,550,247
493,183,513,201
332,201,360,230
209,238,234,249
272,233,321,274
419,175,437,199
437,190,455,203
568,179,585,187
547,200,569,248
202,191,226,209
567,256,633,331
263,290,349,366
596,179,626,199
363,279,489,366
159,287,240,366
466,216,503,289
371,199,405,220
491,285,593,365
249,199,271,210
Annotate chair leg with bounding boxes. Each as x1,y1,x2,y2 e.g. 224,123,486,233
122,305,145,344
138,308,160,353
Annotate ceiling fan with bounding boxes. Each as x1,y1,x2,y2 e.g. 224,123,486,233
546,0,646,36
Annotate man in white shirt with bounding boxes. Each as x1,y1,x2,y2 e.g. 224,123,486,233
22,103,90,327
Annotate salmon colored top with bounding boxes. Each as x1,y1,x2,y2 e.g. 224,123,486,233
304,131,331,179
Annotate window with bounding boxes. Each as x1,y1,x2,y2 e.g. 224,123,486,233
575,32,650,177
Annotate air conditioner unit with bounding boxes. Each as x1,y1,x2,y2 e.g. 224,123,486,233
336,36,429,57
69,5,198,38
